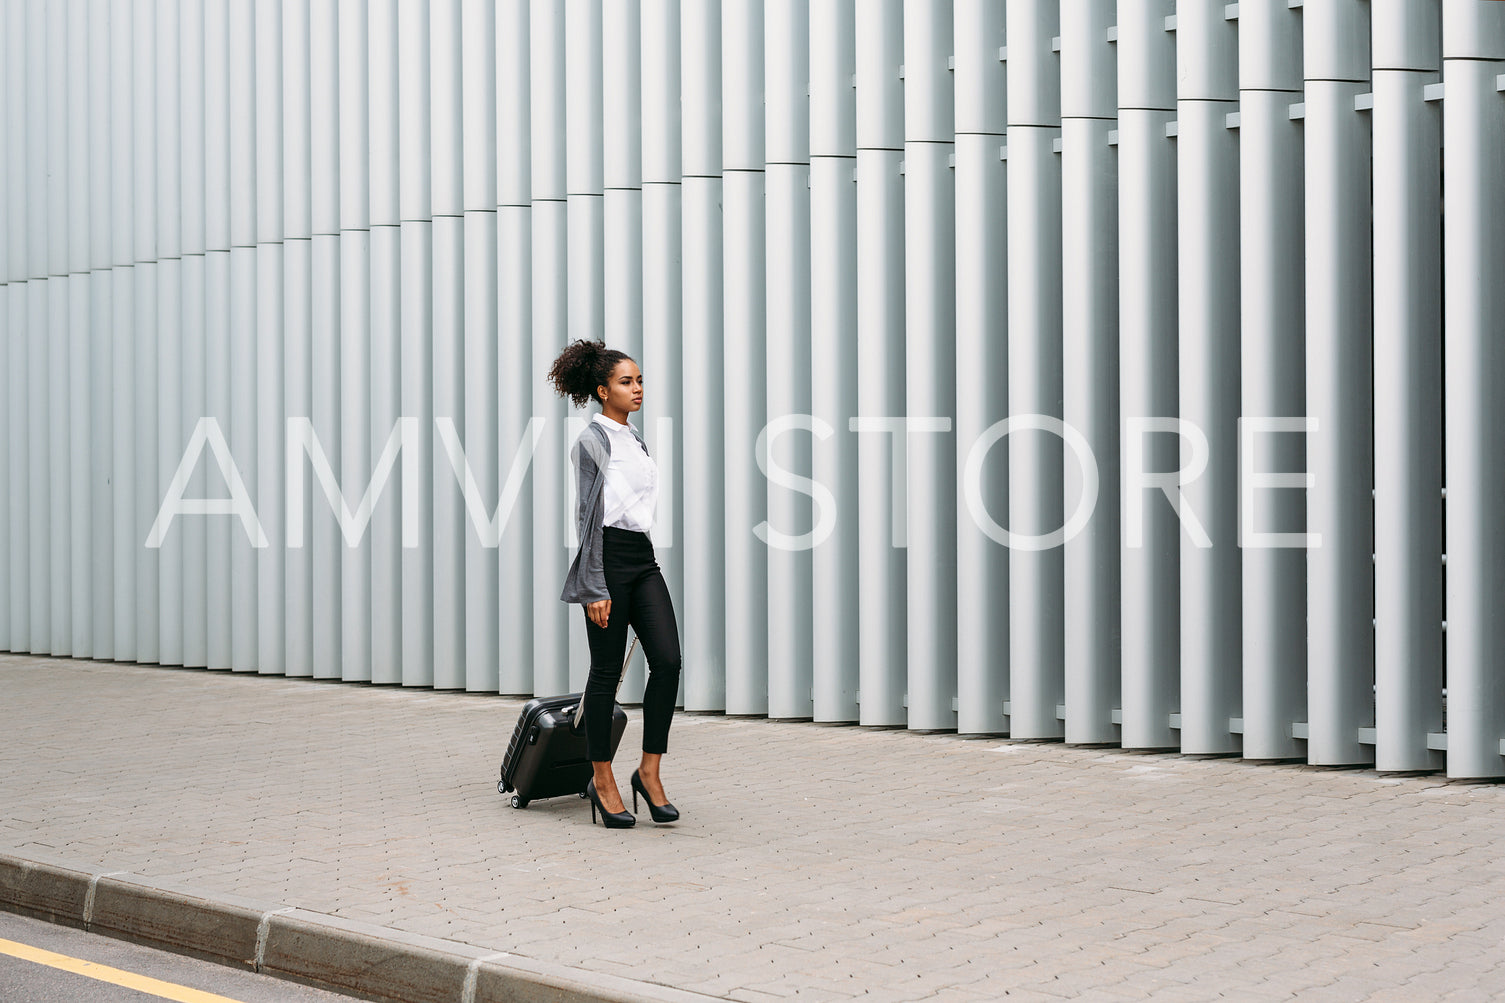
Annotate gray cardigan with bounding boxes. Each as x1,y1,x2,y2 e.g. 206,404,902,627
559,417,652,605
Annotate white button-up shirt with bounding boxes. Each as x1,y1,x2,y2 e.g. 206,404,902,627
592,412,658,532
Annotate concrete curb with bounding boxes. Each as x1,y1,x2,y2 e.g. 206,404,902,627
0,852,723,1003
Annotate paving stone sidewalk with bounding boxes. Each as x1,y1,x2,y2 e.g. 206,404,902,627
3,652,1504,1002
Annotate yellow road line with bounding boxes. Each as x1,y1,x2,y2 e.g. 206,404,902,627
0,936,250,1003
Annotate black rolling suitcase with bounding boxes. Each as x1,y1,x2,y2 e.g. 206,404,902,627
498,637,634,809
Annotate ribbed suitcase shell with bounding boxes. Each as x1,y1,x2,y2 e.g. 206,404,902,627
499,694,628,808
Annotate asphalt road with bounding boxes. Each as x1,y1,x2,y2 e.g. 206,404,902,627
0,911,359,1003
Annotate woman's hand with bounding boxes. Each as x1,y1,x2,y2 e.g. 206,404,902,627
587,599,612,628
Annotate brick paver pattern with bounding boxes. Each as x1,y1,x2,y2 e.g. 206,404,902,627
2,654,1503,1002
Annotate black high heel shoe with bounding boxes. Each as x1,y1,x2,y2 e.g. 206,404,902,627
630,769,680,823
585,779,635,828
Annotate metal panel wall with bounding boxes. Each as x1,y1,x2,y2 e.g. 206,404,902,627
6,0,1505,779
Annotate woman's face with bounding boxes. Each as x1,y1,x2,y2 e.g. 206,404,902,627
598,359,643,415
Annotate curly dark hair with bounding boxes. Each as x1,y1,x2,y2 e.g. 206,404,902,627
546,339,635,409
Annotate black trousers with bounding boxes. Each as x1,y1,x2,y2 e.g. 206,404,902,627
582,527,682,762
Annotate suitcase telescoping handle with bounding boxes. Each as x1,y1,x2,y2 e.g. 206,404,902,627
568,634,637,732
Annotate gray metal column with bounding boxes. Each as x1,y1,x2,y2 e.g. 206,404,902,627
310,0,342,679
0,0,15,655
853,0,906,727
1371,0,1444,773
432,0,465,688
531,0,568,697
1441,0,1505,779
902,0,957,733
641,0,684,706
564,0,605,693
254,0,284,677
723,0,769,716
809,0,860,724
953,0,1007,736
227,0,255,672
87,0,115,661
681,0,726,711
110,0,135,661
339,0,373,684
462,0,501,694
400,0,435,687
368,0,401,686
1238,0,1306,760
283,0,314,678
1117,0,1180,751
174,0,202,669
65,0,90,656
1061,0,1120,745
152,0,178,662
66,0,91,659
565,0,603,697
1006,0,1063,739
765,0,814,720
1304,0,1375,766
1176,0,1242,755
603,0,645,698
496,0,534,696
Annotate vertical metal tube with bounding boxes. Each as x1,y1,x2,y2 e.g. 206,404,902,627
203,0,231,670
255,0,285,676
1006,0,1062,739
463,0,500,694
902,0,956,732
1371,0,1443,772
680,0,726,711
310,0,341,679
130,0,157,663
1304,0,1374,765
431,0,465,688
45,0,70,656
722,0,769,716
66,0,92,658
495,0,533,696
283,0,314,676
369,0,402,684
153,0,181,667
1238,0,1305,760
173,0,203,668
88,0,116,662
765,0,813,720
853,0,906,727
953,0,1007,737
605,0,647,698
531,0,568,697
1441,1,1505,779
0,1,12,652
110,0,135,661
400,0,434,687
640,0,682,705
338,0,372,684
1060,0,1120,745
1176,0,1242,755
809,0,860,724
226,0,256,673
564,0,604,689
1117,0,1179,750
5,0,30,654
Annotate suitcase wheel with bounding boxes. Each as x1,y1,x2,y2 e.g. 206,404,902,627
579,791,589,799
511,795,524,809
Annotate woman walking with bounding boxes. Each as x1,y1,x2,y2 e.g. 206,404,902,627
550,339,682,829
